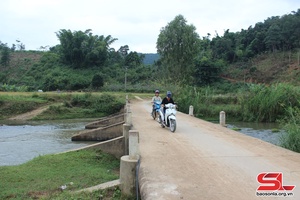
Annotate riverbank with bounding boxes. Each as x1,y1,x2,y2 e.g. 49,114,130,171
0,91,125,120
0,149,124,199
0,119,98,166
0,92,135,199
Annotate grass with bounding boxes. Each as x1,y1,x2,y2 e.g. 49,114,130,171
41,186,135,200
240,83,300,122
280,106,300,153
175,83,300,123
271,128,280,133
175,85,243,121
0,93,47,102
232,127,242,131
0,149,123,200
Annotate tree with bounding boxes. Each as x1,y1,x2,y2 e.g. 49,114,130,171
264,24,281,52
56,29,118,68
125,51,144,68
118,45,129,57
156,15,200,83
194,57,223,85
0,46,10,67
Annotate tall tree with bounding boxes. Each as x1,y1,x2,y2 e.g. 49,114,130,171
211,29,236,63
56,29,117,68
264,24,281,52
125,51,144,68
118,45,129,57
156,15,200,83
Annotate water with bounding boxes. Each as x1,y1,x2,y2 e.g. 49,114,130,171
227,122,285,146
0,119,285,166
0,119,96,166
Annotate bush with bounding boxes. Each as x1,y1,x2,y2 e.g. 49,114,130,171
92,94,124,115
92,73,104,89
71,94,92,107
70,93,124,115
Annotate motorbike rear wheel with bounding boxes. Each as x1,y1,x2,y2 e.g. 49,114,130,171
159,115,165,128
170,119,176,132
151,109,156,120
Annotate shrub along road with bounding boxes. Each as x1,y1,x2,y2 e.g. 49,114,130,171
131,98,300,200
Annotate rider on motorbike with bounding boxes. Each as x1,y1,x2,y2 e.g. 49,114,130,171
161,91,175,122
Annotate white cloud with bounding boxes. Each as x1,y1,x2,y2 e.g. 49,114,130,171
0,0,299,53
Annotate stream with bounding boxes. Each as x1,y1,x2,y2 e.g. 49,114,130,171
227,121,285,146
0,119,96,166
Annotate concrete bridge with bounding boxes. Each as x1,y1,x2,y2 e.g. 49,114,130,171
71,97,300,199
131,98,300,200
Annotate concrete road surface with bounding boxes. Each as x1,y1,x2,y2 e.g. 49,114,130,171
130,98,300,200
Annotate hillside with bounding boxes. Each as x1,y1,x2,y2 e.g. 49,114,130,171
0,51,43,83
142,53,160,65
1,50,300,90
222,51,300,85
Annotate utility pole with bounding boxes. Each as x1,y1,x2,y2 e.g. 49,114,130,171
125,66,127,92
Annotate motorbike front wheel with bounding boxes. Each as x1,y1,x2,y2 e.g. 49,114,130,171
170,119,176,132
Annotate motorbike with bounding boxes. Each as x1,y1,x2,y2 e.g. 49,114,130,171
151,101,161,120
159,103,177,132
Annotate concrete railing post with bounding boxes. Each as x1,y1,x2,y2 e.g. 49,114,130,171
189,105,194,116
128,130,139,160
126,110,132,126
123,124,131,155
120,130,139,196
126,94,129,104
220,111,226,126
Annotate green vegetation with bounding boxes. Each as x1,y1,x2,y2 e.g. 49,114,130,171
240,83,300,122
35,92,124,120
232,127,242,131
175,83,300,123
157,14,200,84
0,84,29,92
0,92,125,120
271,128,280,133
280,106,300,153
0,92,47,119
0,149,128,199
55,29,117,68
175,85,242,121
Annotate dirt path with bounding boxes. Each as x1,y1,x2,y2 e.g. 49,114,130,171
8,105,50,120
130,98,300,200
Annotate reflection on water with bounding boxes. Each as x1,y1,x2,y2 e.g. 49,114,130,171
227,122,285,146
0,119,96,166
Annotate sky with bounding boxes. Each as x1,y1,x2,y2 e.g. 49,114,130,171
0,0,299,53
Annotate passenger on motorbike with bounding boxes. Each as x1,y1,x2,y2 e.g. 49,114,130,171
151,90,162,114
161,91,175,121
